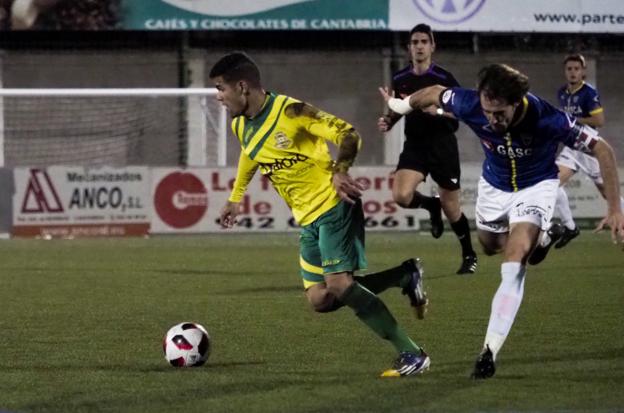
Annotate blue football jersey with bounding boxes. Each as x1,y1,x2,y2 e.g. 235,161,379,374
439,88,597,192
557,82,602,118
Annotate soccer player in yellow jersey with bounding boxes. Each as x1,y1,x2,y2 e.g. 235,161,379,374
210,51,429,377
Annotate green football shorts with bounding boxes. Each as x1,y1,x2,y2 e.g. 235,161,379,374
299,199,367,289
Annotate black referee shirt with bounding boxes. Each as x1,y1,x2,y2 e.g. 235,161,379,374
392,63,460,143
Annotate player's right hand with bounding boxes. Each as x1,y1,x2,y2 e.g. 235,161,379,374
377,115,392,132
332,172,363,204
219,201,240,229
593,210,624,247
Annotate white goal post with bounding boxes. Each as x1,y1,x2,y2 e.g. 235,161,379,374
0,88,228,168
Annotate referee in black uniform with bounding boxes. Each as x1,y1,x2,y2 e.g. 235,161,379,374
378,23,477,274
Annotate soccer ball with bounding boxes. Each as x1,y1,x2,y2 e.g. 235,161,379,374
163,322,211,367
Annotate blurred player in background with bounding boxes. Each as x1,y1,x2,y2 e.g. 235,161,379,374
554,53,624,248
211,51,430,378
378,23,477,275
380,63,624,379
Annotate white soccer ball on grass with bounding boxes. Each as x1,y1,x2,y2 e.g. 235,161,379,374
163,322,211,367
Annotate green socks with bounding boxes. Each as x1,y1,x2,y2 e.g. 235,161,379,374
340,282,420,353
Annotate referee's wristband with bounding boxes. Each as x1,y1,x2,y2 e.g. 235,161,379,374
388,96,413,115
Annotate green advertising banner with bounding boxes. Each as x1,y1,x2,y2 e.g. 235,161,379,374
1,0,387,31
123,0,388,30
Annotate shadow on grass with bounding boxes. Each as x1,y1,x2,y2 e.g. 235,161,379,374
16,373,345,413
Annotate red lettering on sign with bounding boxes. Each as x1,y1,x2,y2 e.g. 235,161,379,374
154,172,207,229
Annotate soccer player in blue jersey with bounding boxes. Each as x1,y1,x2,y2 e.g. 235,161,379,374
378,24,477,275
380,63,624,379
210,51,430,377
554,53,624,248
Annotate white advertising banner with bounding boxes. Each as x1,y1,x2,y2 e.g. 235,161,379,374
390,0,624,33
12,166,151,238
151,165,622,234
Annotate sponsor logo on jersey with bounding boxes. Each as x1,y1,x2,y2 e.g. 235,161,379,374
259,153,309,175
274,131,292,149
496,145,533,159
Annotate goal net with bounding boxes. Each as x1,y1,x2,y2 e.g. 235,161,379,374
0,88,228,168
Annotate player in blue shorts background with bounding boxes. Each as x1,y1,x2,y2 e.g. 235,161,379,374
380,63,624,379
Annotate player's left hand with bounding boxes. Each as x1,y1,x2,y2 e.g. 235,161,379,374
332,172,363,204
593,211,624,246
378,86,392,103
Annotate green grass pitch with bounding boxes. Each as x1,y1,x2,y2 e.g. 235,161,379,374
0,231,622,413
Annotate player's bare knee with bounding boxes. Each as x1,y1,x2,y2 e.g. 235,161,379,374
393,192,413,208
313,295,343,313
325,282,350,300
479,238,504,255
481,245,501,256
306,284,343,313
324,272,354,297
442,204,462,223
478,231,506,255
439,190,461,221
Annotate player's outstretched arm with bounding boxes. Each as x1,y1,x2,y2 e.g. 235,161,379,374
591,138,624,244
379,85,446,115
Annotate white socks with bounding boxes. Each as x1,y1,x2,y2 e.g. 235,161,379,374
556,186,575,230
484,262,526,360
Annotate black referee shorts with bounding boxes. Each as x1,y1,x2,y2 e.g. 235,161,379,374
396,135,461,191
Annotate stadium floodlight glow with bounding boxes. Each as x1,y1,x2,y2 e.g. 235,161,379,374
0,88,228,168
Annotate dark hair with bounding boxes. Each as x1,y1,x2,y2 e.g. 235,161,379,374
209,51,261,88
477,64,530,104
409,23,434,43
563,53,586,68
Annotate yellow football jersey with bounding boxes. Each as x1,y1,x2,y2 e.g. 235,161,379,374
228,92,360,226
